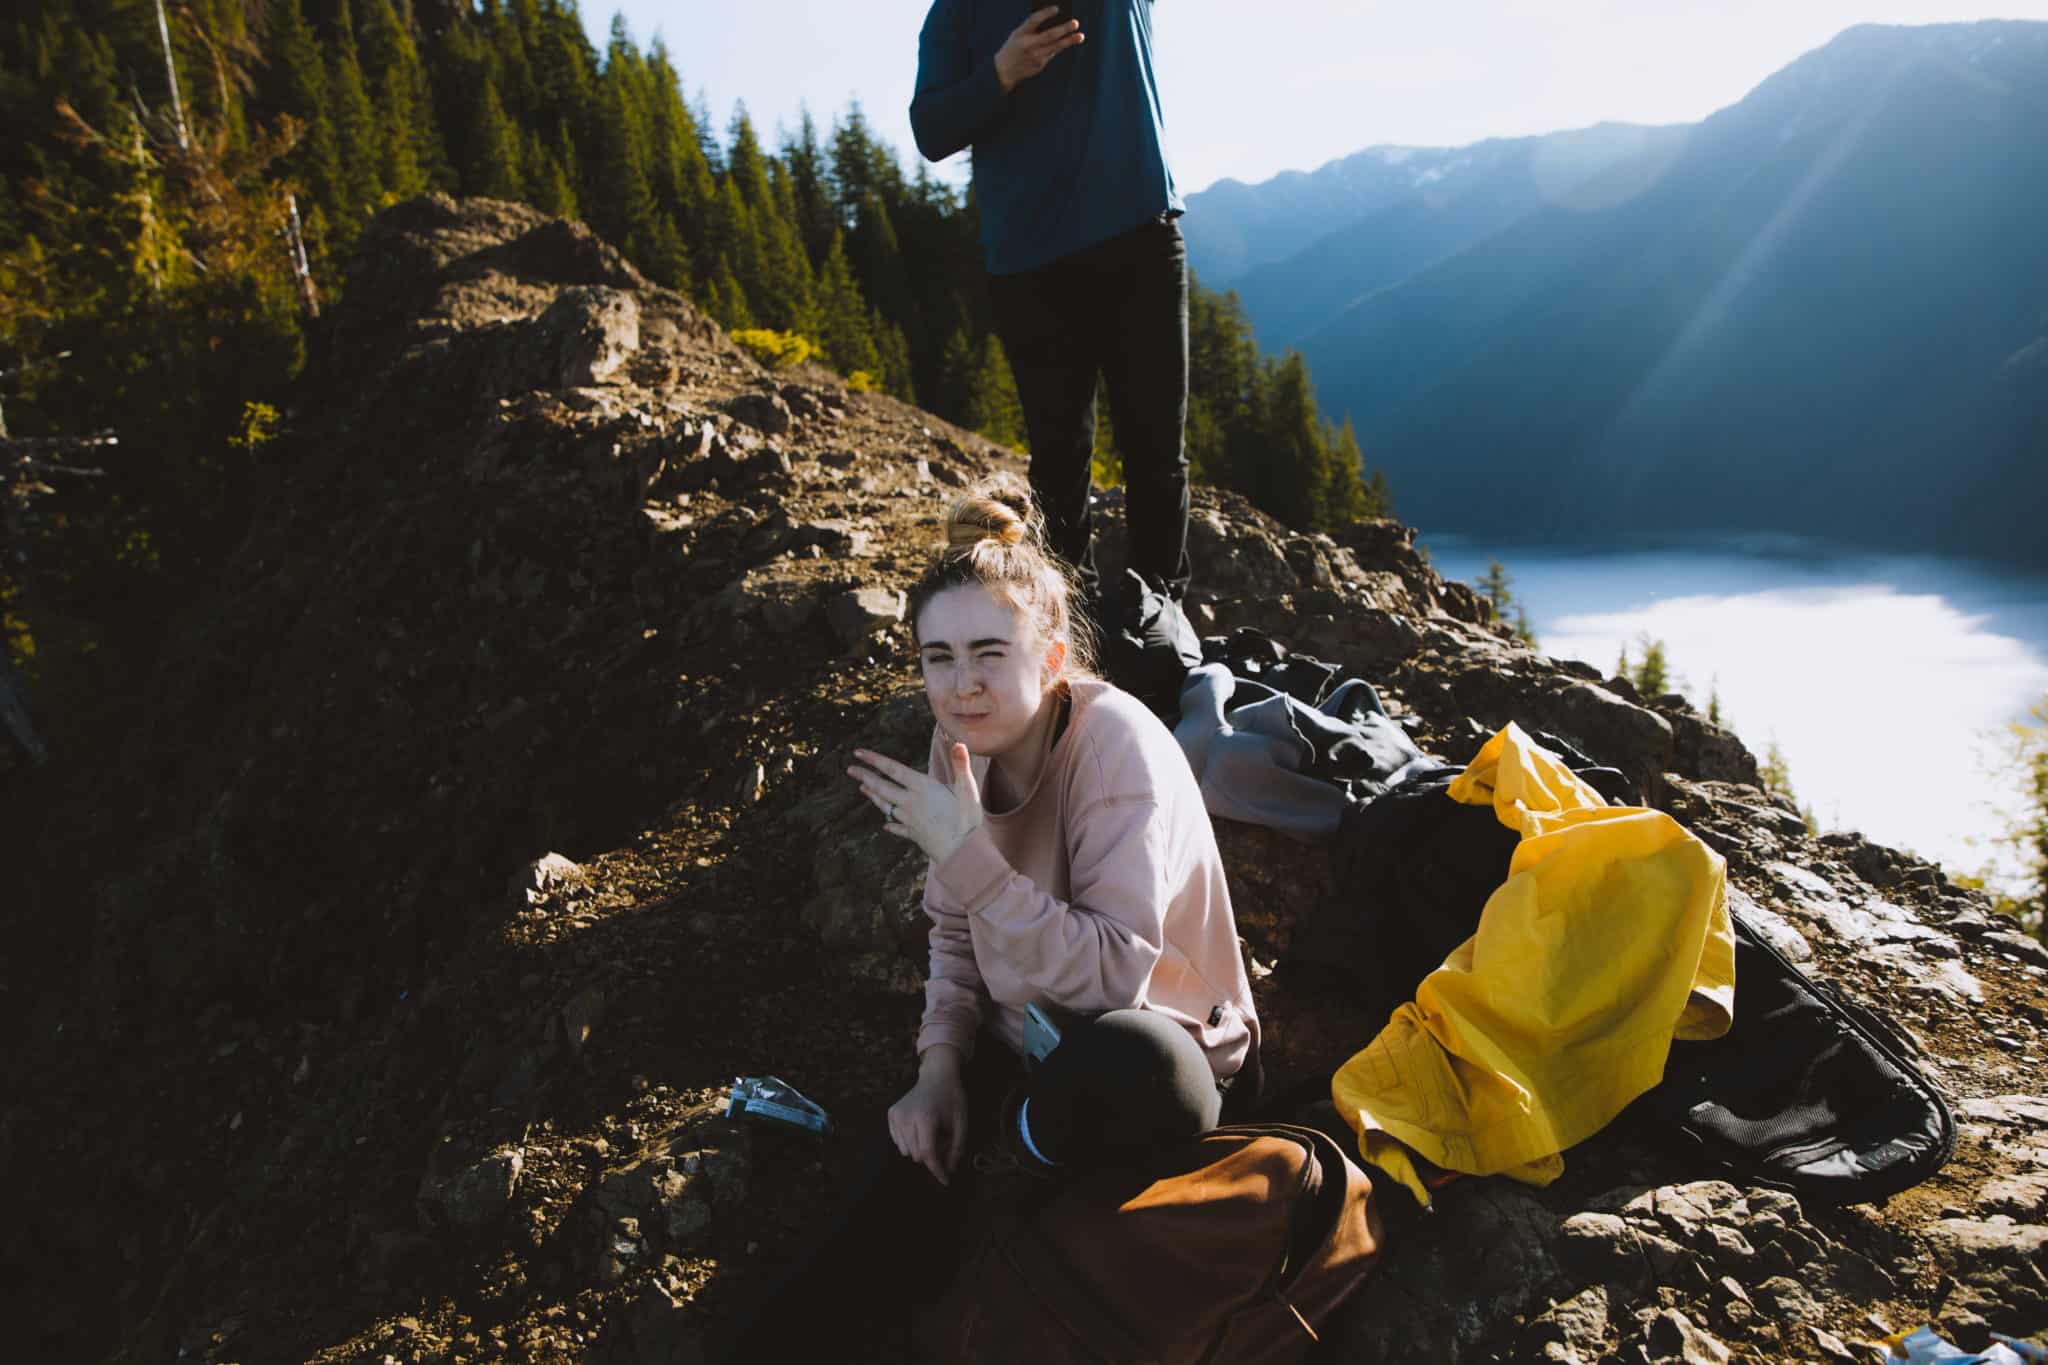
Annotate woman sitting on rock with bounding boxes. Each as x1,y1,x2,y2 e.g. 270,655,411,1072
852,477,1259,1184
723,480,1258,1358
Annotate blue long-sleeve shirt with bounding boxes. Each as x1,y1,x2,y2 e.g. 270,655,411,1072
912,0,1183,276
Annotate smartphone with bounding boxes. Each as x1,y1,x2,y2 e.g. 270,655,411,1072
1023,1002,1064,1063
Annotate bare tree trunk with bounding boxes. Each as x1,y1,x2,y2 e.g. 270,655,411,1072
286,193,320,318
0,643,47,767
154,0,190,152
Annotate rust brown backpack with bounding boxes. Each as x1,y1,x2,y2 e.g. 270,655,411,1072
922,1123,1384,1364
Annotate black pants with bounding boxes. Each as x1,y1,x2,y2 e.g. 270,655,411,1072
716,1022,1258,1363
716,1043,1025,1363
987,216,1191,601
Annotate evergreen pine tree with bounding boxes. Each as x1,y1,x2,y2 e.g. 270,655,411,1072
1256,352,1327,530
1366,467,1393,517
1321,415,1371,527
713,107,816,333
829,102,900,222
764,186,819,333
872,313,916,401
589,45,673,281
713,178,769,323
467,78,524,200
1477,560,1514,617
1760,740,1796,801
174,0,240,145
848,191,911,329
643,40,714,259
489,0,539,117
972,333,1026,448
813,232,879,377
936,326,979,427
524,129,577,216
690,89,723,174
1633,637,1671,696
266,0,343,218
326,0,384,229
530,0,596,136
1227,358,1274,508
2025,732,2047,940
783,109,840,266
1186,286,1257,488
725,104,773,206
356,0,440,198
1989,698,2048,942
644,214,688,291
704,261,753,330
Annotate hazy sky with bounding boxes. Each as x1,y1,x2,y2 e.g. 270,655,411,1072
584,2,2048,194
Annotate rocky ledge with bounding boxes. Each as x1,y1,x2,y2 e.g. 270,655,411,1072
4,196,2043,1364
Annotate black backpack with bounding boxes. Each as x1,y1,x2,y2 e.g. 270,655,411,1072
1650,916,1955,1204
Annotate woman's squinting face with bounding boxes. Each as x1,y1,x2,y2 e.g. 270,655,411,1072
917,584,1061,758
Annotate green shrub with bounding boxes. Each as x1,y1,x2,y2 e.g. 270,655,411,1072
731,329,817,370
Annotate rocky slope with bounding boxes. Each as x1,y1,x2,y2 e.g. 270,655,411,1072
5,196,2046,1364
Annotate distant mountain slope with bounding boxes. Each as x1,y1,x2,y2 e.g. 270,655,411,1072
1182,147,1464,285
1278,20,2048,561
1213,124,1689,349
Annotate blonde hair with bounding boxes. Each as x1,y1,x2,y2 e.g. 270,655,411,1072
909,477,1097,681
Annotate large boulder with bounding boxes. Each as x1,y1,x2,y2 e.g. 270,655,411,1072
531,286,641,388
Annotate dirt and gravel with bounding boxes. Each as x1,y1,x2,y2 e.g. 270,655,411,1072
4,196,2044,1364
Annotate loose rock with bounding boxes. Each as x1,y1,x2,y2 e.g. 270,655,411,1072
417,1146,524,1232
533,286,640,388
1643,1307,1731,1364
725,391,793,436
823,586,907,648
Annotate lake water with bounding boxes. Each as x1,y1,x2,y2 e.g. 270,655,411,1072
1422,535,2048,895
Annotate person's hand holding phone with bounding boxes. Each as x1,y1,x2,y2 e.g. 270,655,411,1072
995,6,1084,93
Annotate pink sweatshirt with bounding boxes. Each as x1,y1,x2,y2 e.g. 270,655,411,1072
916,679,1259,1081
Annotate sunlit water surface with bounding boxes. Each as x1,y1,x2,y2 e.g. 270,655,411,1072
1422,535,2048,895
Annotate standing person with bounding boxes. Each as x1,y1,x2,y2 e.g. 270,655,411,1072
911,0,1192,610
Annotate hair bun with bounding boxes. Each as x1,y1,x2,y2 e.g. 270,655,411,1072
944,479,1034,550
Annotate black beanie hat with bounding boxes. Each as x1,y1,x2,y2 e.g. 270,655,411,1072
1022,1008,1221,1167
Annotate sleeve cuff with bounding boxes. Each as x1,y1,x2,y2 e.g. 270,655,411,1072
917,1021,978,1061
930,824,1015,914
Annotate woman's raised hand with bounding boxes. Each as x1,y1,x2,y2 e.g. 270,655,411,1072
995,8,1084,93
849,742,984,864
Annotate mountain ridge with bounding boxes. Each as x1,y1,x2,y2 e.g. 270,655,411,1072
1188,19,2048,562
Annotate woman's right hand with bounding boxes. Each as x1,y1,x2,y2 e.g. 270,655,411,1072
995,8,1084,93
889,1046,969,1185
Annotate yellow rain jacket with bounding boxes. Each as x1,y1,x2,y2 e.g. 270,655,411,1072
1331,723,1736,1205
